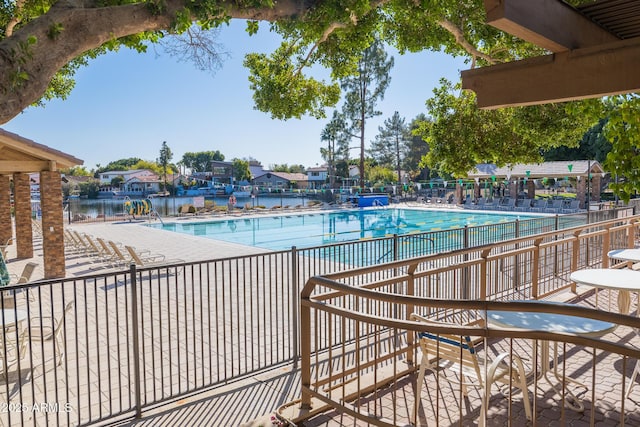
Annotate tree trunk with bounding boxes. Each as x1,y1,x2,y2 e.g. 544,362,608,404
0,0,303,124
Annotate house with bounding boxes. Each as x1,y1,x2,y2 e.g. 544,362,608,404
98,169,156,185
306,166,328,189
209,161,233,184
253,172,309,189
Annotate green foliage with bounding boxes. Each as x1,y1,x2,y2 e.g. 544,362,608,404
95,158,142,175
78,180,100,199
245,42,341,119
110,176,124,187
416,79,597,177
599,95,640,202
405,114,430,180
370,111,410,182
367,165,395,184
270,164,306,173
47,23,64,40
543,119,611,163
231,158,251,181
181,151,225,172
60,166,92,176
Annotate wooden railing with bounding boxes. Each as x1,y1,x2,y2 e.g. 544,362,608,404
280,215,640,426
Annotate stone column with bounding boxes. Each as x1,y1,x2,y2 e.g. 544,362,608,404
592,175,602,203
508,181,518,198
455,183,463,204
40,171,65,279
527,180,536,199
577,176,587,209
0,175,12,246
13,173,33,259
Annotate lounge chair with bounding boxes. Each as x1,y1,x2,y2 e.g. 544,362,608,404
514,198,532,212
124,246,183,269
529,199,547,213
411,314,531,426
498,197,516,211
544,199,564,214
561,199,581,213
470,197,486,210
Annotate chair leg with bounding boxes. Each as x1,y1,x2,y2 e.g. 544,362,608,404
412,356,429,425
487,353,532,422
627,359,640,398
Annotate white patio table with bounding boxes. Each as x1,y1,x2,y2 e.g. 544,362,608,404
487,303,616,412
570,268,640,315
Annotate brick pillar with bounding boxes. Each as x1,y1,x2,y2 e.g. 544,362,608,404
527,180,536,199
13,173,33,259
592,175,602,203
40,171,65,279
577,176,587,209
474,182,481,200
0,175,12,246
508,180,517,198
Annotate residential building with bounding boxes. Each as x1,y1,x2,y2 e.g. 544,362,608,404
306,166,328,189
253,172,308,189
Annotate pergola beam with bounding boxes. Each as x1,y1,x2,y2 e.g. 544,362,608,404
461,37,640,109
0,160,50,173
484,0,618,52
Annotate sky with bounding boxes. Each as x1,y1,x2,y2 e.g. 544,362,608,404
3,21,467,171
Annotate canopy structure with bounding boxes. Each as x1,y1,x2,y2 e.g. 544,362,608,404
467,160,604,180
0,128,83,279
462,0,640,108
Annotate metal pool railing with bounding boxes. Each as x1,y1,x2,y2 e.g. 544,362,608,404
0,211,638,426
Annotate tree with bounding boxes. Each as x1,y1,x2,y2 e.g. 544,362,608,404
180,151,225,173
95,158,142,176
270,164,306,173
232,158,251,182
405,114,430,181
158,141,173,191
543,119,611,163
60,166,92,176
339,39,394,189
415,79,595,177
319,111,348,188
370,111,410,183
3,0,634,198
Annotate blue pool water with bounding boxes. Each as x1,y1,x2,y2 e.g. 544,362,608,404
148,208,537,250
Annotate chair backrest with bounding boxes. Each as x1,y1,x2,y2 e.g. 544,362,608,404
17,262,38,284
412,315,482,384
53,301,75,340
125,246,145,266
108,241,129,263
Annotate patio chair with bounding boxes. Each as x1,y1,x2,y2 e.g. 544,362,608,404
561,200,581,214
124,246,184,269
529,199,547,213
0,238,13,260
9,262,37,285
21,300,75,366
410,314,531,426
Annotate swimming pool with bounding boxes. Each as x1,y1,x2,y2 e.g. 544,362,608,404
148,208,538,250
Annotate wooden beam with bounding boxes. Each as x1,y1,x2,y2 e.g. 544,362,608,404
0,160,50,173
461,37,640,108
484,0,618,52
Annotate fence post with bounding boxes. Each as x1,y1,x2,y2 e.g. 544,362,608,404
291,246,299,365
514,219,520,290
462,226,469,298
393,234,399,261
129,263,142,418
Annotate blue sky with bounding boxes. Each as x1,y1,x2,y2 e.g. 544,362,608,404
3,21,467,171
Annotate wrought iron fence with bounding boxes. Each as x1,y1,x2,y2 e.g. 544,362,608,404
0,210,637,425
